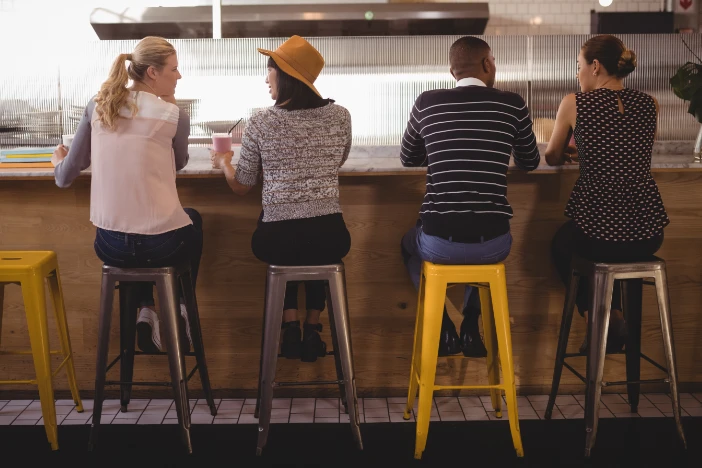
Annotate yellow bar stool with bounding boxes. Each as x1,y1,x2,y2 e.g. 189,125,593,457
403,261,523,459
0,251,83,450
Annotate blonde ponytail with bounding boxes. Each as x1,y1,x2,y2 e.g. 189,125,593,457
94,37,176,131
95,53,137,131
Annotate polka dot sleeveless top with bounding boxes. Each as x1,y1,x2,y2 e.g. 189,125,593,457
564,88,669,241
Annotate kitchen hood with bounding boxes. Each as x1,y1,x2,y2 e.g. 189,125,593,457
90,3,489,39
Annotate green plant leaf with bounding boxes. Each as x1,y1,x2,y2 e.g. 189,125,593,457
670,62,702,101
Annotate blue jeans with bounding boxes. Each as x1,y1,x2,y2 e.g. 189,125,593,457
401,222,512,312
93,208,203,308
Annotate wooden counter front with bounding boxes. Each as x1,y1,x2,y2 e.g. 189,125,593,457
0,171,701,398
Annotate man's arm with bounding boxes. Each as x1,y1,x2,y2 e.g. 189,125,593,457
512,96,540,171
400,94,428,167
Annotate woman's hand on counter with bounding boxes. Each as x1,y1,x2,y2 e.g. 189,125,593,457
563,145,579,164
52,144,68,167
211,150,234,169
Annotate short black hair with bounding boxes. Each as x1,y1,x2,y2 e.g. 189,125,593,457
267,57,332,111
449,36,491,75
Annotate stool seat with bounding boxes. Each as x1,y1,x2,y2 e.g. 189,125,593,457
571,255,665,275
405,261,523,459
255,262,363,455
90,263,215,454
0,250,83,450
0,251,59,275
546,254,686,457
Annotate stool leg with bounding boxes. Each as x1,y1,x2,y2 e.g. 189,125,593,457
326,281,348,414
255,273,272,420
22,277,58,450
653,269,686,448
404,270,426,420
621,279,642,413
47,269,83,412
118,282,139,413
414,274,446,460
89,273,116,451
253,275,267,420
257,271,286,456
489,275,523,458
328,269,362,450
180,270,217,416
584,271,614,458
157,274,192,454
479,286,502,416
546,270,580,420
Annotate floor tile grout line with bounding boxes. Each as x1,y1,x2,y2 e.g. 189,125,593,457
3,394,699,425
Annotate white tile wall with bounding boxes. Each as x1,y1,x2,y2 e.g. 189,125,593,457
410,0,677,35
484,0,666,35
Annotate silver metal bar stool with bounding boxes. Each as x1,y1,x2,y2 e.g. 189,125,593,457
255,263,363,455
89,264,217,454
545,255,686,457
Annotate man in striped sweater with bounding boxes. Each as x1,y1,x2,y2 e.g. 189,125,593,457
400,36,540,357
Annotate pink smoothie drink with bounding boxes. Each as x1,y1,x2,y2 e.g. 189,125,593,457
212,133,232,152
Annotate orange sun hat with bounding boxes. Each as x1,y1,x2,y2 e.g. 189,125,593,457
257,35,325,98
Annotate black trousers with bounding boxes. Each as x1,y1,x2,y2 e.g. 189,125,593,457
551,220,664,316
252,212,351,312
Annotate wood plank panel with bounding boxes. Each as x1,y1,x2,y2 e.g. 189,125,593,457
1,172,701,397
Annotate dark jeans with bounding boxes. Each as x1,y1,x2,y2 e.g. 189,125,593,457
551,220,664,316
93,208,203,308
400,220,512,314
252,212,351,312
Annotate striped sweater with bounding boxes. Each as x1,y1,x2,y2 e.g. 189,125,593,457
401,81,540,238
235,103,352,222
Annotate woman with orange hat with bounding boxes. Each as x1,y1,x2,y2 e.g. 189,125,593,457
211,36,352,363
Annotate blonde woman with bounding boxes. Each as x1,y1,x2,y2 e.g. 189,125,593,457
52,36,199,353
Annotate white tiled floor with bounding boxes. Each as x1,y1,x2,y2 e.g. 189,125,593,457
0,393,700,426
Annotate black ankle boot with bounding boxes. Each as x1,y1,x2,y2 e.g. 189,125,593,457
301,322,327,363
439,309,461,357
460,309,488,358
579,317,628,354
281,321,301,359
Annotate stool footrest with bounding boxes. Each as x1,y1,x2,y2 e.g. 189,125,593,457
274,380,343,387
105,380,172,387
640,352,668,373
0,350,63,356
603,378,669,387
277,350,337,358
105,363,199,387
0,379,36,385
51,355,71,378
563,362,586,383
433,384,504,391
563,353,669,385
105,351,198,374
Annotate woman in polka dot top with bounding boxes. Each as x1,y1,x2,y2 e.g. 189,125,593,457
545,35,668,353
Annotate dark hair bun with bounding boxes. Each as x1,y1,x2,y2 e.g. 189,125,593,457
617,49,637,78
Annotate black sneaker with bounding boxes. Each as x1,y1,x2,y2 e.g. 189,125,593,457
301,322,327,363
281,321,302,359
136,307,163,353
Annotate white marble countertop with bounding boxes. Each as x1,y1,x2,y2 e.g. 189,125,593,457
1,141,701,179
